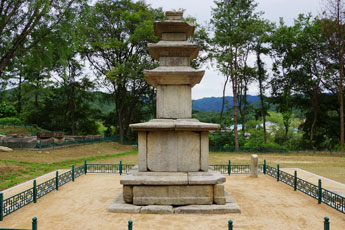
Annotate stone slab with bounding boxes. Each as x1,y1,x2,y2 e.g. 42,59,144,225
138,132,147,171
159,57,190,66
251,154,258,178
130,119,220,131
121,172,188,185
156,85,192,119
154,20,195,39
214,184,226,205
132,185,213,205
108,190,241,214
123,186,133,203
121,170,225,186
200,132,209,171
174,203,241,214
144,66,204,87
108,193,142,213
148,41,200,61
141,205,174,214
146,131,200,172
187,171,226,185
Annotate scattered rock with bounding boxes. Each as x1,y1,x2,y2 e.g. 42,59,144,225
0,146,13,152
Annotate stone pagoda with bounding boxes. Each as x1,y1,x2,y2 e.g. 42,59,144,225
108,11,240,214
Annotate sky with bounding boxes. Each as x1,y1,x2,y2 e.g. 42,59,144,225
142,0,322,99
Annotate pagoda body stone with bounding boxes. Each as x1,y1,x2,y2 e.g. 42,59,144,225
109,11,240,214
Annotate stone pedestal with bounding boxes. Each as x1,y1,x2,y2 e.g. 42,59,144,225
109,11,240,214
251,154,258,178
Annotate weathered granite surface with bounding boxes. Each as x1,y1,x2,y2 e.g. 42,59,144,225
108,191,241,214
109,11,235,213
251,154,258,178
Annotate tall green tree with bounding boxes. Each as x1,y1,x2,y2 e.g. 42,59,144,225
321,0,345,150
270,19,300,142
210,0,259,151
0,0,84,78
80,0,163,143
252,18,273,143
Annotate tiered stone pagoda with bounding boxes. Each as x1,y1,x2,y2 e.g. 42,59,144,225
108,11,240,214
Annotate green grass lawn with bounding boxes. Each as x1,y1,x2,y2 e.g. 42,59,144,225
0,142,344,191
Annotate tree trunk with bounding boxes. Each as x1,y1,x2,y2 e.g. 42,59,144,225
310,86,319,148
219,75,229,126
232,77,239,152
17,74,22,114
71,85,76,135
257,49,267,143
339,61,344,151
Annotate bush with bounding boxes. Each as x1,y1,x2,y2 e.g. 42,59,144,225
0,102,17,118
0,117,21,124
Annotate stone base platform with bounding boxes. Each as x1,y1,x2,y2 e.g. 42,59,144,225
120,167,228,205
108,191,241,214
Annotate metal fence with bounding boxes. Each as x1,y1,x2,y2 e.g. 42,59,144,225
210,161,263,175
0,160,343,224
0,163,86,220
264,163,345,215
0,161,134,220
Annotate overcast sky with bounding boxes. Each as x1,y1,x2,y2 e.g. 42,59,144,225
143,0,322,99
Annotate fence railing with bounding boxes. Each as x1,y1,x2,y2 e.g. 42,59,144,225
209,146,345,155
0,217,331,230
264,163,345,215
1,160,343,223
210,160,263,175
0,161,135,221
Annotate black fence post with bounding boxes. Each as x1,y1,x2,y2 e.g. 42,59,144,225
84,160,87,175
318,179,322,204
32,217,37,230
228,160,231,175
294,171,297,191
324,217,330,230
72,165,75,182
277,164,280,182
120,160,123,175
228,220,233,230
263,159,266,174
56,171,59,191
0,192,3,221
128,220,133,230
33,180,37,203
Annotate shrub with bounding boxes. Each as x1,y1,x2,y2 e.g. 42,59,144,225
0,102,17,118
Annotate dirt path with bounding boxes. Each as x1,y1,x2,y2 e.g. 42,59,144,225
0,174,344,230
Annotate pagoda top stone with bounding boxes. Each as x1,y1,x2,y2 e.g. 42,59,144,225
154,11,196,40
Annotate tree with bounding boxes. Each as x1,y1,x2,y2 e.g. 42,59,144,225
321,0,345,150
0,0,84,78
252,18,273,143
291,15,328,148
270,19,299,142
80,0,164,143
210,0,259,151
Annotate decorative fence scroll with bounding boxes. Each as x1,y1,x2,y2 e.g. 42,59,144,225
264,163,345,214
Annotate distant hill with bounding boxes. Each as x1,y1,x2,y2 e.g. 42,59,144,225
192,95,260,112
